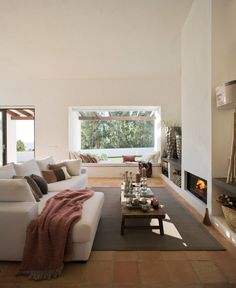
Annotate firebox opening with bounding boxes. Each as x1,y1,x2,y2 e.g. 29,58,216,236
186,172,207,204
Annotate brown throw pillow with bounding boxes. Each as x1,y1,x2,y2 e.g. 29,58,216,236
122,155,136,162
48,162,65,170
42,170,57,184
91,156,98,163
31,174,48,194
24,176,43,198
53,166,71,182
79,154,87,163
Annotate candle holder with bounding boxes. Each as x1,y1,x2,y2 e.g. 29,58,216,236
141,177,148,194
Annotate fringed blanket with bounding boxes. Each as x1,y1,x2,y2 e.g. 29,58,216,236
18,188,94,280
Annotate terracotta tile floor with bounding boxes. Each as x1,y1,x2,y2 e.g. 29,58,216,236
1,177,236,288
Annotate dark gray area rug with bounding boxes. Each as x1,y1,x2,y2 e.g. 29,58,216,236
92,187,225,251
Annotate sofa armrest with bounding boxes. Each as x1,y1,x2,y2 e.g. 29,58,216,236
81,167,87,174
0,202,38,260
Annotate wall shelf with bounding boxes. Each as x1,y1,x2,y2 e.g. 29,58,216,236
213,178,236,194
162,158,181,169
161,158,181,188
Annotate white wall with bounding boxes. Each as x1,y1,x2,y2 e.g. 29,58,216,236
0,0,195,162
181,0,212,215
0,78,181,162
212,0,236,178
211,0,236,217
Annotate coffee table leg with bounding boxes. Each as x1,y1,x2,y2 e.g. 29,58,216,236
159,218,164,236
121,215,125,235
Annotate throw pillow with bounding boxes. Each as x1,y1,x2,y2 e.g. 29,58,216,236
89,155,98,163
64,159,82,176
0,163,16,179
48,162,65,170
36,156,55,171
31,174,48,194
74,152,81,159
0,179,36,202
42,170,57,184
122,155,136,162
69,151,76,159
14,160,42,177
79,153,89,163
24,176,43,199
86,154,94,163
53,166,71,181
13,175,42,201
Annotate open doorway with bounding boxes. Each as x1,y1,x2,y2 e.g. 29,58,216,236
0,108,35,165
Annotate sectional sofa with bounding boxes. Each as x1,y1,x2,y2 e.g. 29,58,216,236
0,157,104,261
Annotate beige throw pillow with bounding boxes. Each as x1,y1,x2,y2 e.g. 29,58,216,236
64,159,82,176
14,160,42,177
36,156,55,171
0,179,36,202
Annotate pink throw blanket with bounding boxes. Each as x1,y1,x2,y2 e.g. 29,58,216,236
18,188,94,280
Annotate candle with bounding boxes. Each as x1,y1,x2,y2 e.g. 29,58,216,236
141,167,147,178
136,172,141,183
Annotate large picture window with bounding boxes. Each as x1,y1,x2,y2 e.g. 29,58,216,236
69,107,161,162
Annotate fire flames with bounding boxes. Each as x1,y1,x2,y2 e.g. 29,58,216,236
196,179,207,191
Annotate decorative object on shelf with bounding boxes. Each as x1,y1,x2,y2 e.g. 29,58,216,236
176,134,182,159
203,208,211,226
163,120,181,159
162,149,168,158
217,194,236,232
172,169,181,188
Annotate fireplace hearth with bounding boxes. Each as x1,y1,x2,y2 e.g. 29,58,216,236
186,172,207,204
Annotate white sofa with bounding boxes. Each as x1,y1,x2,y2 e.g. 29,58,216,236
0,158,104,261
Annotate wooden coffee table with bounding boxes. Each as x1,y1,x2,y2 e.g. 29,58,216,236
120,205,166,235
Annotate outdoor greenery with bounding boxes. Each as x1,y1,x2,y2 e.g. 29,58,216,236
81,120,154,149
16,140,25,151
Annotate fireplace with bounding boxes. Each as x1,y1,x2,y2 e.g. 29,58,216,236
186,172,207,204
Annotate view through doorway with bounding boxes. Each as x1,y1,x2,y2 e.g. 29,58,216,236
0,108,35,165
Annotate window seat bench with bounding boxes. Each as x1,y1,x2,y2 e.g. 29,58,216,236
82,162,161,177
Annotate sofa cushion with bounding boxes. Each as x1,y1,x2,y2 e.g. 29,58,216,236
47,174,88,192
64,159,82,176
71,192,104,242
48,162,64,170
24,176,43,199
31,174,48,195
14,160,42,177
42,170,57,184
36,156,55,171
0,179,36,202
38,191,104,243
54,166,71,181
122,155,136,162
142,151,160,164
13,176,42,202
38,192,58,213
0,164,16,179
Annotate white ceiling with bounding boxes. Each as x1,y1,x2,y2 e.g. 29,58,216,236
0,0,193,78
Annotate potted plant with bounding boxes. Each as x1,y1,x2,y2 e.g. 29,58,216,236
217,194,236,232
